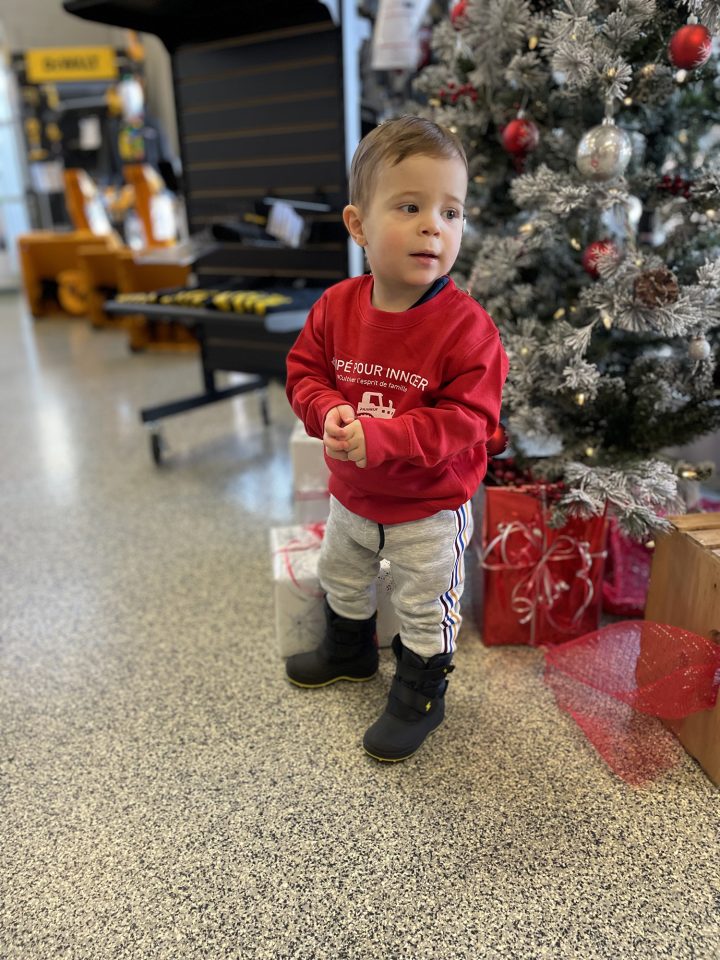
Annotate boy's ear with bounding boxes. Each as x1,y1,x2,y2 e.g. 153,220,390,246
342,204,366,247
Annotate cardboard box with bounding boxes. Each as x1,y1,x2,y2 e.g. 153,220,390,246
270,524,400,658
645,513,720,785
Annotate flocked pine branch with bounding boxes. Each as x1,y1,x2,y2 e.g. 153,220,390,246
409,0,720,536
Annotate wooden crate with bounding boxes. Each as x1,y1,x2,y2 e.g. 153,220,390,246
645,513,720,785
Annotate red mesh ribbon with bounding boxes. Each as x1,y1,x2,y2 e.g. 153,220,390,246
274,522,326,598
543,621,720,785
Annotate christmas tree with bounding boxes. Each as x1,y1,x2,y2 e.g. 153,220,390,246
410,0,720,537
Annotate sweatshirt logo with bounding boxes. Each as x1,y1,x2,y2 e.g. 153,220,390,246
333,356,429,392
356,391,395,419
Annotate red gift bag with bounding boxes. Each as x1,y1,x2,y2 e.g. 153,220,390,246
601,516,653,617
474,486,608,646
602,498,720,618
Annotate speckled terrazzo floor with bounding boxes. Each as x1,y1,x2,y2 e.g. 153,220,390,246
1,292,719,960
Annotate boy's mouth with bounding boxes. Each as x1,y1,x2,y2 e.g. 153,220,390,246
410,252,439,261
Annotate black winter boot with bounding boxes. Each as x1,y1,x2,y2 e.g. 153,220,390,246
286,600,378,688
363,634,454,762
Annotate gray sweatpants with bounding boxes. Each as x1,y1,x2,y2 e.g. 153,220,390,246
317,495,473,658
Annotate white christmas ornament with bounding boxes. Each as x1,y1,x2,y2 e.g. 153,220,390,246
688,337,712,361
576,120,632,181
601,195,643,239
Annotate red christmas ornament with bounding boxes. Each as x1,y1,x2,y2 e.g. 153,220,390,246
582,239,617,279
501,117,540,156
486,423,509,457
451,0,469,27
668,23,713,70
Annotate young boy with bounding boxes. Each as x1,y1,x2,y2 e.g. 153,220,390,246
284,116,508,762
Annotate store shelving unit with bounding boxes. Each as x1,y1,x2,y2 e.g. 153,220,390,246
62,0,365,462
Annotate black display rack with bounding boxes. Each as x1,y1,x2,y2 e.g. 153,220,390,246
63,0,355,463
63,0,352,287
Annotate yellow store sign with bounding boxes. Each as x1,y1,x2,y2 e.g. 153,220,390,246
25,47,118,83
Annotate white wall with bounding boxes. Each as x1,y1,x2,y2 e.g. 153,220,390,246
2,2,178,152
2,0,122,49
141,33,178,154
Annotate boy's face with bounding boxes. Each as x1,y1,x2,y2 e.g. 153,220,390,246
343,152,467,312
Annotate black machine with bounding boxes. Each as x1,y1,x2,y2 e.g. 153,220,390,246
64,0,354,463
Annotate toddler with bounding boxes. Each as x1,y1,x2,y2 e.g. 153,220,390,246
284,116,508,762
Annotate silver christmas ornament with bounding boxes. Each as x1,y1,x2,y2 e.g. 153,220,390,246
688,337,712,361
576,120,632,182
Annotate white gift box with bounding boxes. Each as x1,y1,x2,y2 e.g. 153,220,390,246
290,419,329,495
270,523,400,658
294,491,331,525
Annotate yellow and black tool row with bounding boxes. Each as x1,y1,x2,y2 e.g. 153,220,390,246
115,288,293,316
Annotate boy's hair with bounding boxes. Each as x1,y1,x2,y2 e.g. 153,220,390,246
348,116,468,210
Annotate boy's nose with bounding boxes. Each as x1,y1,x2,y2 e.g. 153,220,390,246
420,218,441,236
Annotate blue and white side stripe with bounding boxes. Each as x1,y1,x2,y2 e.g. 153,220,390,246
439,500,472,653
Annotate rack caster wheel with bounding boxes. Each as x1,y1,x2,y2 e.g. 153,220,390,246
259,392,270,426
150,430,167,466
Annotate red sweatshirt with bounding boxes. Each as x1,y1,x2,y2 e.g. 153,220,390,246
285,275,509,523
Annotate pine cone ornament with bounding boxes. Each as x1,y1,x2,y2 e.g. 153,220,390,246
633,267,680,307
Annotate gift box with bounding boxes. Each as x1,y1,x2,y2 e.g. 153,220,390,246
473,485,608,647
645,513,720,785
290,419,330,523
270,523,400,657
290,418,329,495
294,490,331,524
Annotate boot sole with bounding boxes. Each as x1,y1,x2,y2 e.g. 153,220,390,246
287,671,378,689
363,726,439,763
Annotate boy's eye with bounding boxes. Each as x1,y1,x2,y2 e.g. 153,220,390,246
444,209,460,220
399,203,419,213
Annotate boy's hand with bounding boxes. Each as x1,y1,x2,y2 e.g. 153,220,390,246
323,404,356,460
344,418,367,469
